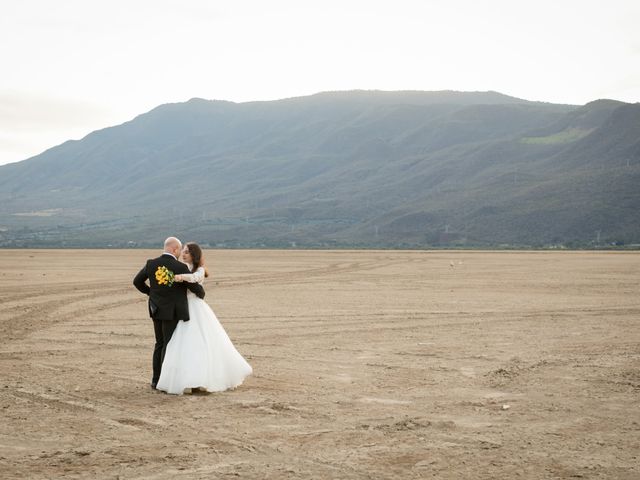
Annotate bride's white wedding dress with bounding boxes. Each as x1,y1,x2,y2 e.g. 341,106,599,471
156,266,252,395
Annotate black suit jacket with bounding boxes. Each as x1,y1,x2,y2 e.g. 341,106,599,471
133,253,205,321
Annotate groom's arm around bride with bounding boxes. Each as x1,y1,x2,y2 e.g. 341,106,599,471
132,237,205,322
133,255,205,319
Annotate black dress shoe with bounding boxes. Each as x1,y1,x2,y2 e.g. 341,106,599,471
151,383,157,389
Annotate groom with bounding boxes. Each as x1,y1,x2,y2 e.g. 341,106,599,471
133,236,205,389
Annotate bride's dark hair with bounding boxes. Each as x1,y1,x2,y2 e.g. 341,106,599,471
186,242,209,277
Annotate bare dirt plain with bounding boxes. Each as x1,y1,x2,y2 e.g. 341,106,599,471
0,249,638,479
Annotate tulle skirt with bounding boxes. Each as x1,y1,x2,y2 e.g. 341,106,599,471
156,296,252,395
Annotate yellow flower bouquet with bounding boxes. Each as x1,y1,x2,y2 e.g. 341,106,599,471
155,265,175,286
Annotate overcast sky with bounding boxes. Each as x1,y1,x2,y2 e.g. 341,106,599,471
1,0,639,166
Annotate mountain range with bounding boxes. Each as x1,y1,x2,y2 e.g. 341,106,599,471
0,90,638,248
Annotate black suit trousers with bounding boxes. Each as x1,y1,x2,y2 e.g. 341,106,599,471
152,317,179,385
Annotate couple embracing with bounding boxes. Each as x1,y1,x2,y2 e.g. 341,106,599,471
133,237,252,395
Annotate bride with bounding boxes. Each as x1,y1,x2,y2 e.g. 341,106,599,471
155,243,252,395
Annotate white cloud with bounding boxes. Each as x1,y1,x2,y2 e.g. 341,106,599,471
0,0,639,165
0,91,112,130
0,90,123,164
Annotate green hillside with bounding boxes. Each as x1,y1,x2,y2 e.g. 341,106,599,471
0,90,638,248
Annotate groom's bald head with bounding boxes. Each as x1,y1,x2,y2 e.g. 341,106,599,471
163,236,182,257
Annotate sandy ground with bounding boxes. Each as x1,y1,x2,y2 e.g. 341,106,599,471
0,249,638,479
